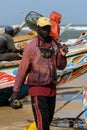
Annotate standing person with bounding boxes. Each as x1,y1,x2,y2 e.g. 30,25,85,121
0,33,23,61
10,17,67,130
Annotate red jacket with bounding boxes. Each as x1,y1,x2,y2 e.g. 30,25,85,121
13,36,67,96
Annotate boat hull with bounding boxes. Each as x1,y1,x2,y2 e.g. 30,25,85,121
1,30,87,89
0,49,87,89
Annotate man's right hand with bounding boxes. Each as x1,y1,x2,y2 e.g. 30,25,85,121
9,92,23,109
9,92,19,103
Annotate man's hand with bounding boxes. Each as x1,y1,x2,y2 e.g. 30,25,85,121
9,92,19,103
60,44,68,56
9,92,23,109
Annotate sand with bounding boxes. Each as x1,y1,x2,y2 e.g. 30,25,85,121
0,102,82,130
0,73,87,130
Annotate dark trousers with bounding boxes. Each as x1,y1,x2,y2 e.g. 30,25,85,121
31,96,56,130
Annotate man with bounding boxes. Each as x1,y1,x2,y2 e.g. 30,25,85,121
0,33,23,61
10,17,67,130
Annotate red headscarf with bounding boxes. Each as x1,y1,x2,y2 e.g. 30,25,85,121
49,11,62,40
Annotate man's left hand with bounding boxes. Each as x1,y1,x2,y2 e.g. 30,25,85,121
60,44,68,56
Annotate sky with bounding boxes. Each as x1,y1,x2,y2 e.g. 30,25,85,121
0,0,87,26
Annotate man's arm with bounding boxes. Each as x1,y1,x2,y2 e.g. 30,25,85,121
56,46,68,70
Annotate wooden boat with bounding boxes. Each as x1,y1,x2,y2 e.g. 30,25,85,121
0,44,87,90
56,53,87,86
1,42,87,106
13,31,37,49
0,20,72,90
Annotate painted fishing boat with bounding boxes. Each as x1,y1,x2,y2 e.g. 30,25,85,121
0,44,87,90
56,52,87,86
56,42,87,86
0,21,72,90
13,30,37,49
0,46,87,106
0,24,87,90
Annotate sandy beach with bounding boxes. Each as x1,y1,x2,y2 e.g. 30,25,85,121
0,73,87,130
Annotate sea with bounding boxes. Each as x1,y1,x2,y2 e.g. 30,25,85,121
20,24,87,42
61,25,87,42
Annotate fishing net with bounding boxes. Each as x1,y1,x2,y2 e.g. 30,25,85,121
25,11,43,31
51,118,85,128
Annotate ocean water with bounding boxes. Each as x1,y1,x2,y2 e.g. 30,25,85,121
61,25,87,42
17,25,87,42
20,25,87,43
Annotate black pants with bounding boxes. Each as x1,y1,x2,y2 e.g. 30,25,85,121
31,96,56,130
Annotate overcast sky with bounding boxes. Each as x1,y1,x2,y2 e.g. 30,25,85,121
0,0,87,25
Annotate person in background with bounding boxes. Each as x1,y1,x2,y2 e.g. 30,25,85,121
0,31,23,61
10,17,67,130
75,31,87,44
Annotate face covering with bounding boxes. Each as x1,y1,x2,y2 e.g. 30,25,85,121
37,25,52,43
38,37,55,58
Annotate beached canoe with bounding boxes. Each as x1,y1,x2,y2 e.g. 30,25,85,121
13,31,37,49
57,52,87,86
0,45,87,90
0,38,87,106
0,20,72,90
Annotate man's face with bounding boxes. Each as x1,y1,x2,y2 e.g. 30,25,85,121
38,25,51,43
38,25,51,38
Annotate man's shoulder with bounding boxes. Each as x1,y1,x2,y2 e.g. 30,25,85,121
27,36,38,47
3,33,11,37
2,33,12,40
